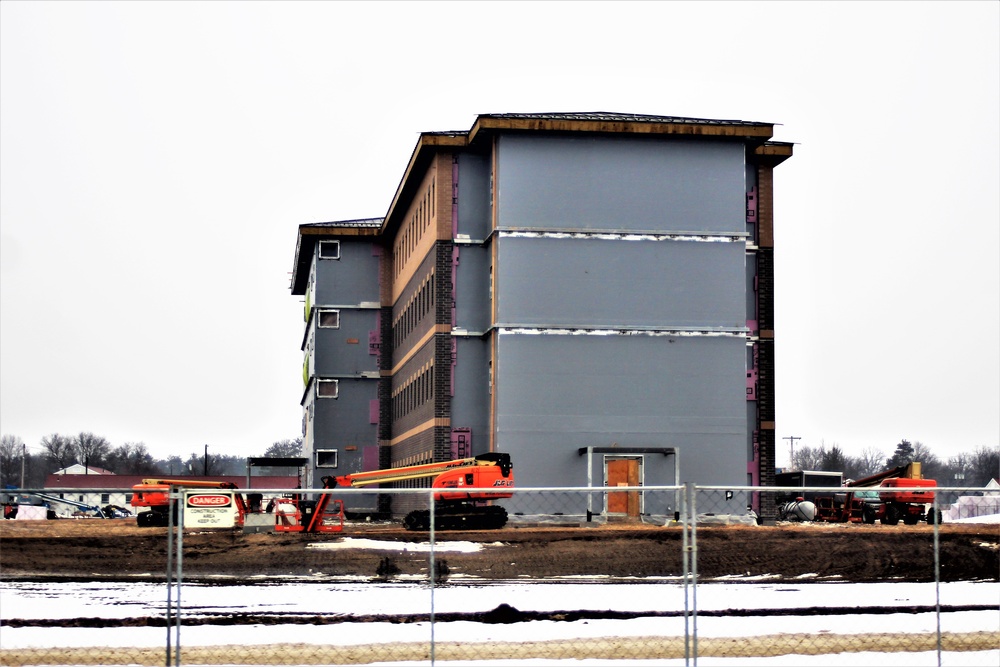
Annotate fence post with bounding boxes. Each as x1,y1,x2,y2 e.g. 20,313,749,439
165,491,174,667
429,488,436,665
682,482,699,665
165,489,184,666
933,494,942,667
175,491,184,666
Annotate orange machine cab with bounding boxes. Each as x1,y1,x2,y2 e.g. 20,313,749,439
879,478,936,504
130,484,169,508
432,465,515,502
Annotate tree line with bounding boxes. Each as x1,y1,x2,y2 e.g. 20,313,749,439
0,433,303,489
788,439,999,488
2,432,997,490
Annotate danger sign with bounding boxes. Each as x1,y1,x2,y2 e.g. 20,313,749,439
184,491,237,528
188,494,232,507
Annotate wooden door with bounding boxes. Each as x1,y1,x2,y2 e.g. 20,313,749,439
606,458,641,517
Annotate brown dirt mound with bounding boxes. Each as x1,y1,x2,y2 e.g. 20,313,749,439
1,518,997,583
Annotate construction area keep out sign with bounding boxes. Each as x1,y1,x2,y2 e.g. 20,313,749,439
183,490,237,528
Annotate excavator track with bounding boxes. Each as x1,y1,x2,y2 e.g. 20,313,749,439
403,504,508,531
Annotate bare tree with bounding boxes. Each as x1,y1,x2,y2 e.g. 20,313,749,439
967,445,1000,487
790,444,826,471
180,452,246,476
818,444,848,474
0,434,25,488
106,442,157,475
156,455,185,476
41,434,75,471
73,432,111,471
910,441,942,479
264,438,303,458
853,447,888,479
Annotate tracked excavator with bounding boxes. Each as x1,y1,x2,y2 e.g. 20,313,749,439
284,452,515,532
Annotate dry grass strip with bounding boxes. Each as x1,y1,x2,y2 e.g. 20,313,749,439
2,631,997,666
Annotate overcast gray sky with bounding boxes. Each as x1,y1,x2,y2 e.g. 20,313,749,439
1,1,997,467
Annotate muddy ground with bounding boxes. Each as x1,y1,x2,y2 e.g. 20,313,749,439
1,518,997,583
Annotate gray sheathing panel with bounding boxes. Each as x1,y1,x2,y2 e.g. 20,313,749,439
495,334,746,489
311,309,380,376
496,135,745,233
502,451,681,518
312,378,379,511
456,154,491,240
314,240,380,305
453,244,492,333
312,379,379,457
451,336,490,453
497,236,746,329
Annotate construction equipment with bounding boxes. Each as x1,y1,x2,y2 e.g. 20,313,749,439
280,452,515,532
131,479,249,527
31,493,106,519
270,483,346,534
131,477,345,531
2,492,104,520
778,462,939,525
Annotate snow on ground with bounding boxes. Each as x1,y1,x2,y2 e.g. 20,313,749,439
2,518,998,665
5,579,995,620
306,538,500,553
950,513,1000,523
2,579,997,667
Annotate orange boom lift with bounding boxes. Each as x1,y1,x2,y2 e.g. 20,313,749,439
278,452,515,532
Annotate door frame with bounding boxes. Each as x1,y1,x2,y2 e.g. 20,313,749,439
603,454,644,517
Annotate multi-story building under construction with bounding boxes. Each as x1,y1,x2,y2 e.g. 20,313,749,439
289,112,793,520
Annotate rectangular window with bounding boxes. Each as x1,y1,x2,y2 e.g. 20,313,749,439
318,309,340,329
318,240,340,260
101,493,110,504
317,379,339,399
316,449,339,468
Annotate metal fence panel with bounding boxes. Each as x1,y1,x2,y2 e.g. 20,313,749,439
1,484,998,666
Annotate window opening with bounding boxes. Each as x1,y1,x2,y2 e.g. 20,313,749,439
317,379,339,399
318,240,340,260
316,450,339,468
318,309,340,329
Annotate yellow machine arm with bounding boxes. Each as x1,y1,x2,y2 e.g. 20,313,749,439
333,453,511,488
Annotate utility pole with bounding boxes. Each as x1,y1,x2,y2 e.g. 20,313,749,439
204,444,209,476
782,436,800,468
20,443,26,487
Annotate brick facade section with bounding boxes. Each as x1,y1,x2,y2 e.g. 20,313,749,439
753,162,778,519
756,167,774,248
756,249,774,332
757,425,777,523
433,242,456,463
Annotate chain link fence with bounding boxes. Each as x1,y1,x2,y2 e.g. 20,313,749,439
2,483,998,666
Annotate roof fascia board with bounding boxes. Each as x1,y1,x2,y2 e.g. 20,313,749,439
752,141,795,167
467,116,775,144
382,133,467,235
290,224,381,295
